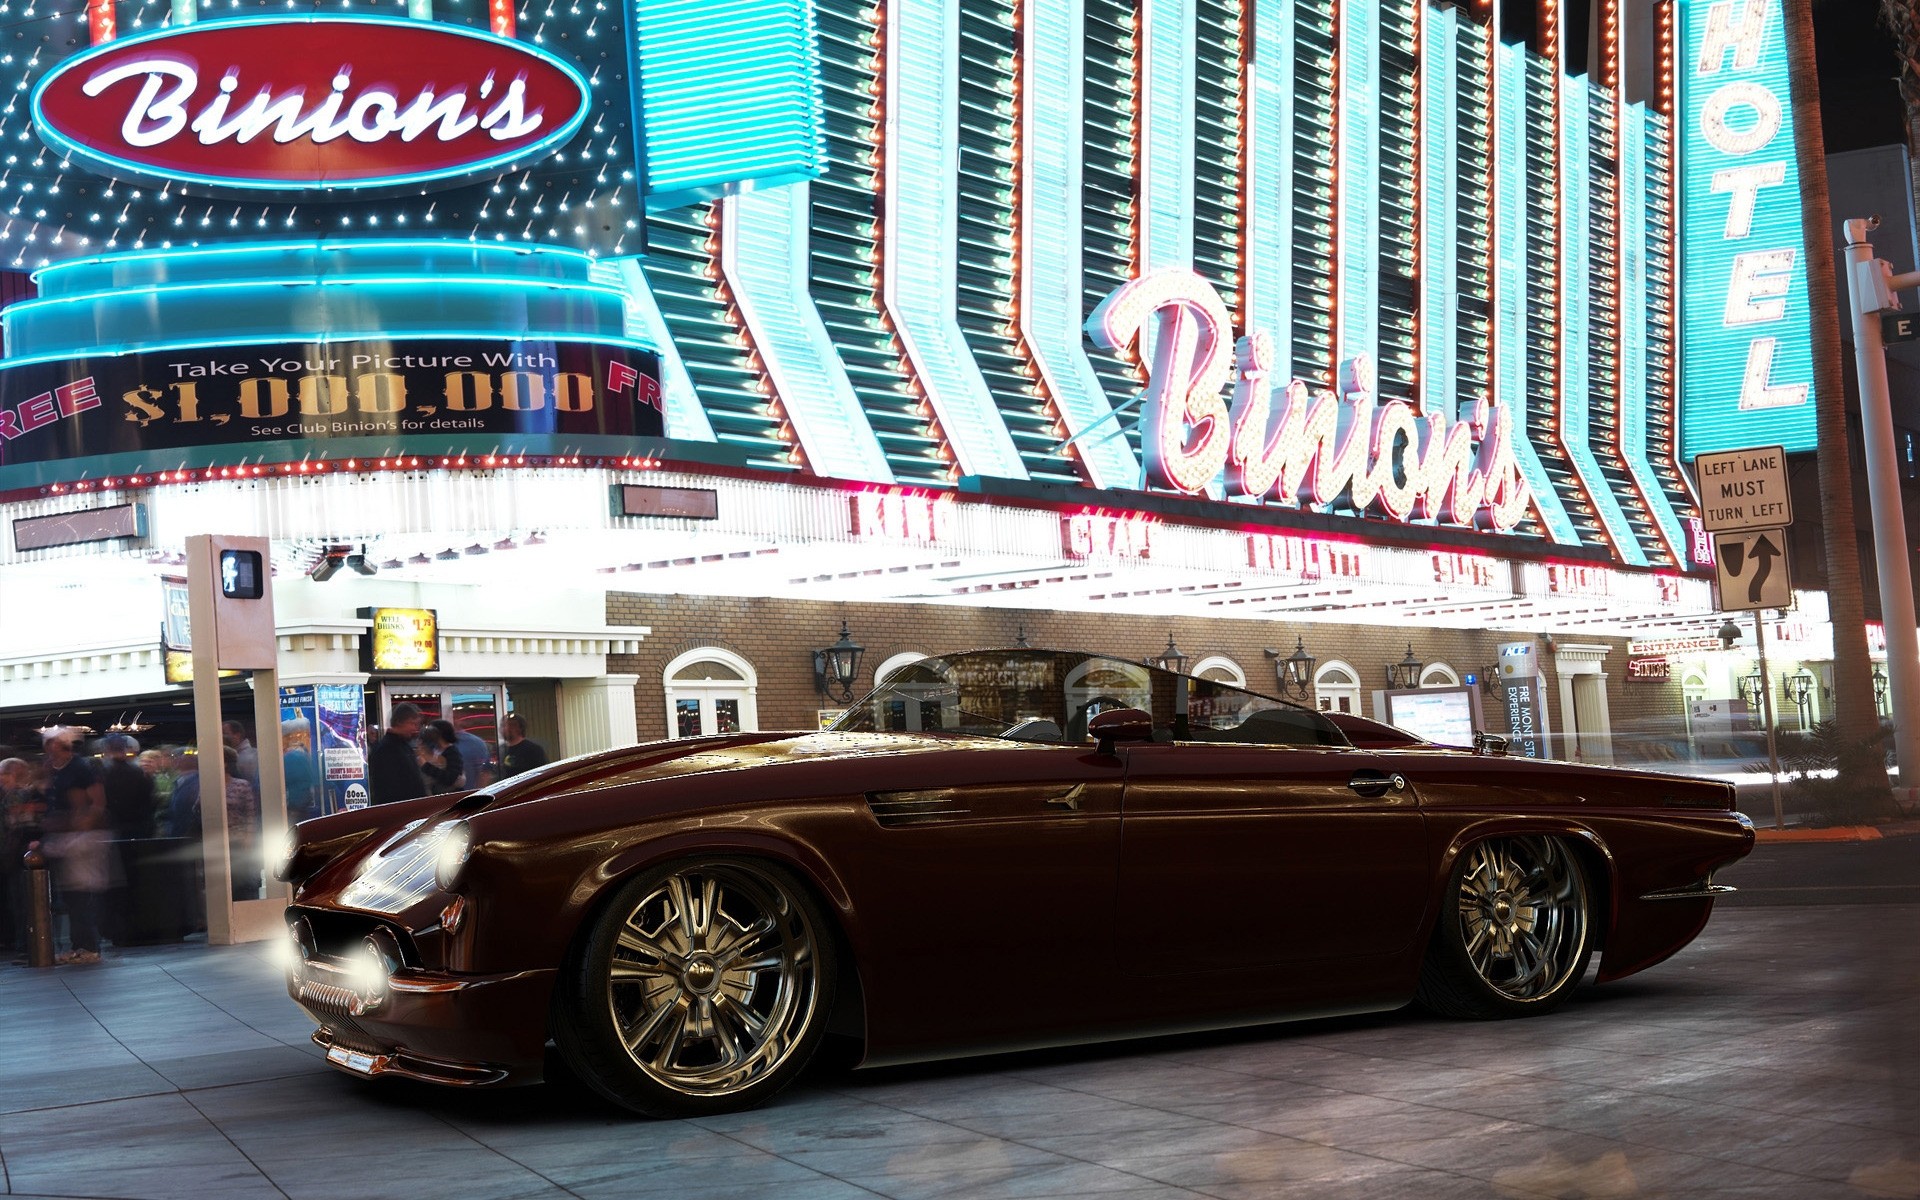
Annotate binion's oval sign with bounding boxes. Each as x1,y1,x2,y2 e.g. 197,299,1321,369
30,15,591,191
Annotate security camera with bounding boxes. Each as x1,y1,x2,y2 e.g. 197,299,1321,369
1868,214,1883,231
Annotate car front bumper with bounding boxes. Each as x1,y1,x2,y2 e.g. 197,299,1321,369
289,954,557,1087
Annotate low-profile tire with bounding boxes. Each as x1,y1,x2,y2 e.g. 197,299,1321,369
553,857,837,1118
1415,835,1593,1020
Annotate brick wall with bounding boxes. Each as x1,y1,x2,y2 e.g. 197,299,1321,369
605,592,1671,757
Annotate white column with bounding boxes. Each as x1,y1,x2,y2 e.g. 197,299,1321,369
557,674,642,758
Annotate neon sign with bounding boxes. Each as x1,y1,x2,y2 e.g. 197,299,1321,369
1062,512,1155,560
32,17,589,191
850,491,955,544
1678,0,1817,457
1245,534,1370,581
1086,269,1531,532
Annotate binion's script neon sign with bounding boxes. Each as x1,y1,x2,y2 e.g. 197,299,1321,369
1085,269,1532,531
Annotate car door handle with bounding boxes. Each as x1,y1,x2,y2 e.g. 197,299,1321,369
1348,770,1406,798
1044,783,1086,811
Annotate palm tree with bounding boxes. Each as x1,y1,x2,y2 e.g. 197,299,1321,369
1881,1,1920,206
1785,0,1891,806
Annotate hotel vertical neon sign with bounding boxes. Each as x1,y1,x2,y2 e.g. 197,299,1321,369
1678,0,1816,458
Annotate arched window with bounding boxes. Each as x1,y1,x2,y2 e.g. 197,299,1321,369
1419,662,1461,688
1190,655,1247,687
872,651,931,689
1315,660,1361,715
662,647,759,739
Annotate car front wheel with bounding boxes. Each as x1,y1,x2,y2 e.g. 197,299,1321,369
1415,835,1593,1019
555,858,836,1117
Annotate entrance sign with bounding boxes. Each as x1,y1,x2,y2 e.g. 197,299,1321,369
33,17,591,191
1678,0,1818,457
1693,444,1792,531
1713,527,1791,611
1086,270,1531,532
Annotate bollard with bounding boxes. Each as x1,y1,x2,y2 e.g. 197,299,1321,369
21,844,54,968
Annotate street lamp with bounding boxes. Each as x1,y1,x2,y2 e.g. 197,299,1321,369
1717,619,1743,650
1740,671,1765,718
1788,673,1814,728
1149,634,1190,675
1386,643,1423,690
812,620,866,704
1265,637,1317,701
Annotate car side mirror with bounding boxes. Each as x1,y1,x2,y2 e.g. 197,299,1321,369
1089,708,1154,755
1473,731,1510,757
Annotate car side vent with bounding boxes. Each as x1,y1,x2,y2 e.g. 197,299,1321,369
866,789,972,828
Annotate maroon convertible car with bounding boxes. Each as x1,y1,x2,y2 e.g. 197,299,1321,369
279,648,1754,1117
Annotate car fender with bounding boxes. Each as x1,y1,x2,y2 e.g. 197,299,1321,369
1420,815,1621,956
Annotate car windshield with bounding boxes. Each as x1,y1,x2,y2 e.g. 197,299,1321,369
830,649,1349,748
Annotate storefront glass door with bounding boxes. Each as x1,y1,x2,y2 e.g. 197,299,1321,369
378,682,506,781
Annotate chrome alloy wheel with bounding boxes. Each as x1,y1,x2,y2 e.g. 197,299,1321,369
1455,837,1588,1001
604,864,819,1098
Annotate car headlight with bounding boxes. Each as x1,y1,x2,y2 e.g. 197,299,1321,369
435,820,473,892
272,826,300,883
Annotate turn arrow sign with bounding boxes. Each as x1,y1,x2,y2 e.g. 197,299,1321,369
1745,533,1781,604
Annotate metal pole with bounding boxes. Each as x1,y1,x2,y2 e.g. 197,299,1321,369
22,845,54,968
1756,612,1784,830
1843,219,1920,800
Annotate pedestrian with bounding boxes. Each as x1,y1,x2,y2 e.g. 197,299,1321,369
42,728,106,964
281,718,319,822
498,715,549,779
167,750,201,841
221,721,259,794
100,734,155,841
136,748,174,810
222,746,260,901
98,734,153,947
454,723,494,788
419,720,465,795
368,703,427,805
1,757,49,960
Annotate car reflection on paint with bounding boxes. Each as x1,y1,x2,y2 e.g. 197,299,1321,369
278,648,1754,1118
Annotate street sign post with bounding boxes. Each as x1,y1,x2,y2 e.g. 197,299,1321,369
1709,523,1791,831
1694,446,1797,828
1693,445,1792,533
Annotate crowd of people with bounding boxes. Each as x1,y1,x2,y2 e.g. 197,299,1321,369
365,708,546,805
1,709,550,963
5,729,171,964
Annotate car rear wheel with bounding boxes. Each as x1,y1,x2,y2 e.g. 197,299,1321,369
554,858,836,1117
1415,835,1593,1019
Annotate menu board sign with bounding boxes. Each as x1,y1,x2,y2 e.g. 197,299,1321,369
362,607,440,673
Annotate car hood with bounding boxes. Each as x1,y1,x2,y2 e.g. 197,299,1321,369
473,729,1011,810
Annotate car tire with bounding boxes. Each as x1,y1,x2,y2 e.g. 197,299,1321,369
1415,835,1593,1020
553,857,837,1118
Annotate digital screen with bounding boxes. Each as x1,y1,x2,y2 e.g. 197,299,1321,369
162,649,242,685
363,607,440,673
219,549,264,599
11,502,146,551
1385,688,1477,749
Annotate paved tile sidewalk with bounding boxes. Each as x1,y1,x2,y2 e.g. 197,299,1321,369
2,903,1917,1199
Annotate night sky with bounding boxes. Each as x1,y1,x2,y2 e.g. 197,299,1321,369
1817,3,1909,154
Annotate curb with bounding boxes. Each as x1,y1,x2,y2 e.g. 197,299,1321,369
1753,826,1883,844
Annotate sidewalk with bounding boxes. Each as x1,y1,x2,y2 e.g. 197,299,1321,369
5,905,1919,1199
